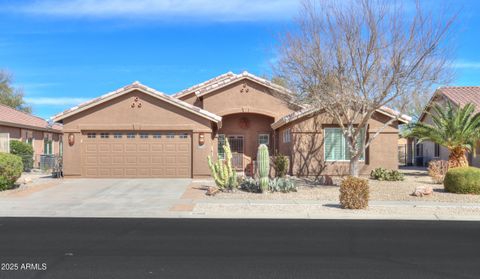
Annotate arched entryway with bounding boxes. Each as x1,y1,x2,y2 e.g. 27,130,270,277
216,113,275,174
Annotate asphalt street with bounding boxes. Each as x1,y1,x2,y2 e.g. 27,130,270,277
0,218,479,279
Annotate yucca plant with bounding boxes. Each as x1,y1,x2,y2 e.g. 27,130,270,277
406,102,480,169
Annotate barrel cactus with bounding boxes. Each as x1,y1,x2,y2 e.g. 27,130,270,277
207,140,238,191
257,144,270,192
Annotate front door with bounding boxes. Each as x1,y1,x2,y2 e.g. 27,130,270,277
227,135,244,169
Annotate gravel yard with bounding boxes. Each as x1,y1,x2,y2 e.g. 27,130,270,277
209,168,480,203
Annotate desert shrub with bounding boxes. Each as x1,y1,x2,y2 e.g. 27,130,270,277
428,160,448,184
10,140,34,171
273,154,289,177
269,176,297,193
240,177,260,193
339,176,369,209
444,167,480,194
0,153,23,191
370,167,404,181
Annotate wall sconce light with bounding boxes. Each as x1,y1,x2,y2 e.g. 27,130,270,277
68,133,75,146
199,132,205,146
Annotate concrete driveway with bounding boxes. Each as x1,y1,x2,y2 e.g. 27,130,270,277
0,179,194,217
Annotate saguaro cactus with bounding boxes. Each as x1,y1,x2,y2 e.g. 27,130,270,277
207,140,238,190
257,144,270,192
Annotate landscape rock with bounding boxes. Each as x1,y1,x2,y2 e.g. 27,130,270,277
22,177,33,184
413,186,433,197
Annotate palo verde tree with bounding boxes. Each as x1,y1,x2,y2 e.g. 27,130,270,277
274,0,456,176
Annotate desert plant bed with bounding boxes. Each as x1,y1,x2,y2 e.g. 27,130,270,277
206,168,480,203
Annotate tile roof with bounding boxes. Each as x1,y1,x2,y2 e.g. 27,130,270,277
173,71,236,98
0,103,62,132
271,105,411,130
173,71,295,100
436,86,480,113
51,81,222,123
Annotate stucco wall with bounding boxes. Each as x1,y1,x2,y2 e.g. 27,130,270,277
200,79,295,120
276,111,401,177
218,113,274,158
60,90,215,177
0,125,62,168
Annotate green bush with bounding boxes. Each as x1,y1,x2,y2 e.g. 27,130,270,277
273,154,289,177
10,140,34,171
339,176,369,209
239,177,260,193
444,167,480,194
0,153,23,191
269,177,297,193
370,167,404,181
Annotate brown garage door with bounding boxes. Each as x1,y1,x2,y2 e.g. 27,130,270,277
82,131,192,178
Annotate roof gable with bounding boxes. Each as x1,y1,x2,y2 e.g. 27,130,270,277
174,71,302,108
52,82,222,123
419,86,480,122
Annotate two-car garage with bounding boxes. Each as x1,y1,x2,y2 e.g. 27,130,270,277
54,82,221,178
82,131,192,178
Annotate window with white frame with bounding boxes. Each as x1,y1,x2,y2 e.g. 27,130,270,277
114,133,122,139
258,134,269,146
43,137,53,155
283,129,291,143
324,128,365,161
87,133,96,138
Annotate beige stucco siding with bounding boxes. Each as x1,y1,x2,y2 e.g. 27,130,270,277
0,125,62,168
61,90,215,177
276,112,400,177
200,80,295,120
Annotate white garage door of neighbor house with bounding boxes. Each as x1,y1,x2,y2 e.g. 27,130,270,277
82,131,192,178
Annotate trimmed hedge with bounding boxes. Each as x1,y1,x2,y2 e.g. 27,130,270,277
10,140,34,171
444,167,480,195
0,153,23,191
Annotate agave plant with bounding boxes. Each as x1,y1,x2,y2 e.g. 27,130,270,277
406,102,480,169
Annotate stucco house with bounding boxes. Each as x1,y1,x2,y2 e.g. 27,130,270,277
0,104,63,167
409,86,480,167
52,71,409,178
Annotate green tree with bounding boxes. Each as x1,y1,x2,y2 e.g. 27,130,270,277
0,71,31,113
406,102,480,169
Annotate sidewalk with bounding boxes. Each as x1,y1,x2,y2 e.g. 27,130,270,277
189,198,480,221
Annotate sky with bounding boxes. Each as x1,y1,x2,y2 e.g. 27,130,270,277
0,0,480,120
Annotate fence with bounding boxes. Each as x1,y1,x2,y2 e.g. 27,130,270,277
398,144,407,166
0,133,9,153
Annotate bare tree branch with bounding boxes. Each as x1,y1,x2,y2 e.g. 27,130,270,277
274,0,456,176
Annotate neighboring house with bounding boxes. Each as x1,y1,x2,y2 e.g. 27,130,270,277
0,104,63,167
52,71,409,178
410,86,480,167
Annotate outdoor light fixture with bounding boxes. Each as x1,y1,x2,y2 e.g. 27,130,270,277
199,133,205,146
68,133,75,146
